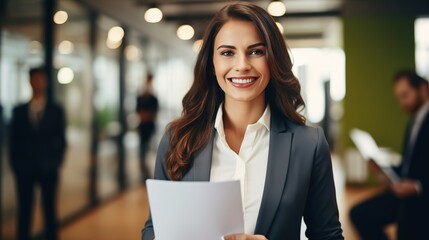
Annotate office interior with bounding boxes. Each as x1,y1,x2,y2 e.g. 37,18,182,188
1,0,429,239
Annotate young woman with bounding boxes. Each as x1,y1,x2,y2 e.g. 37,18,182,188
142,2,343,240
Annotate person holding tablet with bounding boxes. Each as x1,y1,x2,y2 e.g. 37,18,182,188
350,70,429,239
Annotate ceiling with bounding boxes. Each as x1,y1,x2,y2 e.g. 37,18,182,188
133,0,343,38
78,0,429,50
77,0,346,53
3,0,429,57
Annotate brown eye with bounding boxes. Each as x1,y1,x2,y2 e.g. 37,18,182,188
221,50,234,56
250,49,264,55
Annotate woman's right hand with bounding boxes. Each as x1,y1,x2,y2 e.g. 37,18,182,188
222,234,268,240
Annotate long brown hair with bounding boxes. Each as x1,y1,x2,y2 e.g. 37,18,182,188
166,2,305,180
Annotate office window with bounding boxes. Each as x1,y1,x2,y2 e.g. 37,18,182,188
415,18,429,79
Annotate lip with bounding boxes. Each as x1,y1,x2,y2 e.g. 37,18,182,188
227,76,259,88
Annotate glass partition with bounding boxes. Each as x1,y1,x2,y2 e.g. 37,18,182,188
54,0,92,223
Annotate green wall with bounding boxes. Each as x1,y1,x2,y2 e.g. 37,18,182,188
342,15,415,153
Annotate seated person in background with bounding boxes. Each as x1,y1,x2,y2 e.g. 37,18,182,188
350,70,429,240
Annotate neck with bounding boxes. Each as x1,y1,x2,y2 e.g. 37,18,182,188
32,94,45,102
419,99,429,112
223,98,266,134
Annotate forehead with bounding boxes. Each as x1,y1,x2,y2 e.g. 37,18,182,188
214,19,263,46
394,77,415,92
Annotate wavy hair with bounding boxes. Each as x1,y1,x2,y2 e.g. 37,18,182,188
166,2,305,180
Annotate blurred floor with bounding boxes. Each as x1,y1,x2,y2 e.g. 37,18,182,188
59,186,150,240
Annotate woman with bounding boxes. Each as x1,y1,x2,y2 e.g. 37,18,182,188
142,2,343,240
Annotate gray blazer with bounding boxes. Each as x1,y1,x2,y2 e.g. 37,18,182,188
142,111,343,240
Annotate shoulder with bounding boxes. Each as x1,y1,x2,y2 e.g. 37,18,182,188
158,131,170,150
12,103,28,115
285,121,328,155
289,122,323,141
14,103,28,110
46,102,65,113
271,110,326,148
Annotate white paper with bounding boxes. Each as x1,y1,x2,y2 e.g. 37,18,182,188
146,179,244,240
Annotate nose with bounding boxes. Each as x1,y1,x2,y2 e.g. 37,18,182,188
235,55,251,72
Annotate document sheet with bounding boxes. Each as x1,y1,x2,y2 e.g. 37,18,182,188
146,179,244,240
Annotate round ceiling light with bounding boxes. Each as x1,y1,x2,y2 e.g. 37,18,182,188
145,7,163,23
268,1,286,17
177,24,195,40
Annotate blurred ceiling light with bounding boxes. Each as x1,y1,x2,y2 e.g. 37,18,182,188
144,7,163,23
108,26,125,42
58,67,74,84
275,22,284,34
106,38,122,49
53,10,68,24
192,39,203,53
29,40,42,54
177,24,194,40
58,40,74,54
268,1,286,17
125,45,143,61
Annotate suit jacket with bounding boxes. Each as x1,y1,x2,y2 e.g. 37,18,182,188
9,102,67,175
142,111,343,240
396,109,429,227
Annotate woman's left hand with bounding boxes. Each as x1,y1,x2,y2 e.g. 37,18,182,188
222,234,268,240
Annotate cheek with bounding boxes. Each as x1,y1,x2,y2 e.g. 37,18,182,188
214,62,231,83
261,64,270,85
213,56,222,75
402,94,417,107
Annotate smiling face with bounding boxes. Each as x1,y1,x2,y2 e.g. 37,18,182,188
213,19,270,105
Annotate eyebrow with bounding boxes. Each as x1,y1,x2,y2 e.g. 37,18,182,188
216,42,265,50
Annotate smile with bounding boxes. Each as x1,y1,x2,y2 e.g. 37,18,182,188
228,77,258,84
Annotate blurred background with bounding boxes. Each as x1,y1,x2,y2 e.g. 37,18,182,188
0,0,429,239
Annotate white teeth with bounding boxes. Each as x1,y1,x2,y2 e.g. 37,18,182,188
230,78,256,84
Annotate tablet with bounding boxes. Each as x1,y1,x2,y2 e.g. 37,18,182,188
350,128,400,183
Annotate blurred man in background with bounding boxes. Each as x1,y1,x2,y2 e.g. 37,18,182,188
136,73,158,182
9,67,67,240
350,70,429,239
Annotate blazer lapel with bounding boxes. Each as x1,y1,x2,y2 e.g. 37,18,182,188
411,110,429,157
254,113,293,235
182,129,215,181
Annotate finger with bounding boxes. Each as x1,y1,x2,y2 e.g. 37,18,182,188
254,235,268,240
222,234,236,240
223,234,268,240
223,234,245,240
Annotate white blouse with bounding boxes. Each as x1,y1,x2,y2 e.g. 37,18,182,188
210,104,270,234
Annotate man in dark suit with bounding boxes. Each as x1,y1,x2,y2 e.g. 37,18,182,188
9,67,66,240
350,70,429,240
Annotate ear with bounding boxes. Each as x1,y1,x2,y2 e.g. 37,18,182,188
419,83,429,97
